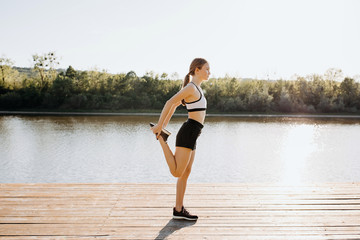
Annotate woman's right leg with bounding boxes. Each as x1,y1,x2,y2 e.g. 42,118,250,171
158,137,192,177
175,150,195,211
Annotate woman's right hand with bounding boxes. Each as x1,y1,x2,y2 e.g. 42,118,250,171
151,123,162,139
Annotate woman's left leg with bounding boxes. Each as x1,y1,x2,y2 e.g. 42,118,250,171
175,150,196,211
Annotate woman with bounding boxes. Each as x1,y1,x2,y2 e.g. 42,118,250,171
150,58,210,221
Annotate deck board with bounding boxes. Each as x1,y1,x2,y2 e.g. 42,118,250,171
0,183,359,239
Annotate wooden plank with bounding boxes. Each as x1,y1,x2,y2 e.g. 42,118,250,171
2,195,360,200
1,216,358,224
2,184,344,189
1,199,360,206
1,236,360,240
2,224,360,234
2,184,359,190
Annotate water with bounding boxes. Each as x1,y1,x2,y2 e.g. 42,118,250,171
1,115,359,183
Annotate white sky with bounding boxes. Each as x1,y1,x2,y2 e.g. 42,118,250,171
1,0,359,79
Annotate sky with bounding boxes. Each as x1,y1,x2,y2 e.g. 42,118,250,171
1,0,359,79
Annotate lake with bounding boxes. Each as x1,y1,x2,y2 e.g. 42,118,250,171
1,115,359,184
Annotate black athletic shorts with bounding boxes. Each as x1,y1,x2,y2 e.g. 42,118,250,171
176,118,204,150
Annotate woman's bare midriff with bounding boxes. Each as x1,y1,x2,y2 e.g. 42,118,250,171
188,111,206,125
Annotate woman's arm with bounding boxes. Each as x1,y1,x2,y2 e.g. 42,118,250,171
151,84,195,136
162,101,181,128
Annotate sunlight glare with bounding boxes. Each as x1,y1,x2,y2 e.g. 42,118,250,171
279,124,317,186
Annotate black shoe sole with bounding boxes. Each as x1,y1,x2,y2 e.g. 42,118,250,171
173,215,198,221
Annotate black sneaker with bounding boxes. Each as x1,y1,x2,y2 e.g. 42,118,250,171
173,206,198,221
149,122,171,142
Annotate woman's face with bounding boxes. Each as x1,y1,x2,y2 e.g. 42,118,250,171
196,63,210,81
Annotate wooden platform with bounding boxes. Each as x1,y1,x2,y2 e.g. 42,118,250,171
0,183,359,239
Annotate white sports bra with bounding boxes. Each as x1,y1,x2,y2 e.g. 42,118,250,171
185,82,207,112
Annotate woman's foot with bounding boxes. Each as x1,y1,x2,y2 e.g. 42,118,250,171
149,122,171,142
173,206,198,221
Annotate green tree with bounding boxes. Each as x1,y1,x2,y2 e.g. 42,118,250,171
324,68,343,91
340,78,359,110
32,52,59,91
0,57,14,86
49,73,74,107
65,65,77,78
278,87,292,112
160,73,168,80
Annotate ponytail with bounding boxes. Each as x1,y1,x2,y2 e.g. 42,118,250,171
181,73,191,106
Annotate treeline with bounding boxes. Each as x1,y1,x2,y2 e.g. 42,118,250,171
1,54,360,113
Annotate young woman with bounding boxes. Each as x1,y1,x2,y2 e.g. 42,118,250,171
150,58,210,221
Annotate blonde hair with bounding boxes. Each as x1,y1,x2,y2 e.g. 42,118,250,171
181,58,208,106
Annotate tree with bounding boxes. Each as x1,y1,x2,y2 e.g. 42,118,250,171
0,57,14,86
32,52,59,91
160,73,168,80
126,71,137,79
278,88,292,112
324,68,343,93
324,68,343,82
65,65,77,78
340,78,359,109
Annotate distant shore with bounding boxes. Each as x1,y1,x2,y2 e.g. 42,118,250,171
1,110,360,119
